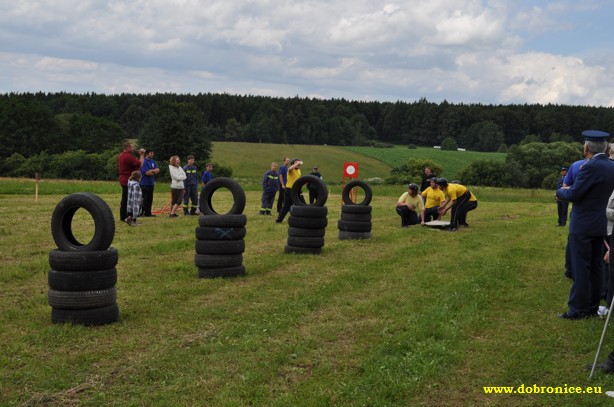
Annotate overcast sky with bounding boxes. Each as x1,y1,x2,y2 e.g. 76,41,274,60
2,0,614,106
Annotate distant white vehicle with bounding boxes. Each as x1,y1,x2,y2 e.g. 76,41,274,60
433,146,441,149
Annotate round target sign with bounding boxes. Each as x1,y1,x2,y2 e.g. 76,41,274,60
343,162,359,178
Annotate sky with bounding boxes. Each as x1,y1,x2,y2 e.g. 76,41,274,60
2,0,614,106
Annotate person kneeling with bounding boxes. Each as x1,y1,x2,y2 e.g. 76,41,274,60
396,183,425,228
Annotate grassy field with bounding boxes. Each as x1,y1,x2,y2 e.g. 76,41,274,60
2,179,614,406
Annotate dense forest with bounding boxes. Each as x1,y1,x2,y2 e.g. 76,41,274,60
0,92,606,186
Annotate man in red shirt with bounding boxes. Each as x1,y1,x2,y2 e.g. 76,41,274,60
118,142,145,222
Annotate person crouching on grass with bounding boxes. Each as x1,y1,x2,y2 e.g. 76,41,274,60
396,183,425,228
126,170,142,226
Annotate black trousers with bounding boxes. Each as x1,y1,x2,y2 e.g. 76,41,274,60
141,184,155,216
120,185,128,221
424,206,439,222
276,188,285,213
396,207,420,226
557,200,569,226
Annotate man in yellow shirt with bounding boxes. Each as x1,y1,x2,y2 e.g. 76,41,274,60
437,178,478,232
396,183,425,228
421,177,445,222
276,158,303,223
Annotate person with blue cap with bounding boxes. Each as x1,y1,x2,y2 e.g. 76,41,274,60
556,166,569,227
556,130,614,319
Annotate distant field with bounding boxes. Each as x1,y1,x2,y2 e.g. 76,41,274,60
210,142,392,182
342,146,506,180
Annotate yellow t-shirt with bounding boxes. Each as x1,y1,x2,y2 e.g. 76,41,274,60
421,187,445,208
445,183,468,200
286,168,301,188
397,192,425,212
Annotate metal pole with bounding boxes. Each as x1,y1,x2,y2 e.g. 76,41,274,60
590,238,614,379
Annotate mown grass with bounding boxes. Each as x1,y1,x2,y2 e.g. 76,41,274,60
1,179,613,406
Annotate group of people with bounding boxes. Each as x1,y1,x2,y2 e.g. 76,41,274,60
117,142,214,224
395,167,478,232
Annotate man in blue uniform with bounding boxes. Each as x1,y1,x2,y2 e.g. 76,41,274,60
556,166,569,226
183,155,199,215
140,149,160,217
556,130,614,319
562,158,588,279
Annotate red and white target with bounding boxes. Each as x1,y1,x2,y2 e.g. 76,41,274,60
343,162,359,178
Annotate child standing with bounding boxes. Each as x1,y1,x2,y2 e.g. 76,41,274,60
126,170,143,226
183,155,199,215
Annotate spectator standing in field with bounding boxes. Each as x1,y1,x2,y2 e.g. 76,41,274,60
420,167,435,192
421,177,445,222
396,183,425,227
201,163,214,189
125,171,143,226
168,156,187,218
562,158,588,280
140,149,160,217
260,162,279,215
308,165,323,204
276,157,290,213
437,178,477,232
183,155,199,215
556,130,614,319
276,158,302,223
556,166,569,226
118,142,145,222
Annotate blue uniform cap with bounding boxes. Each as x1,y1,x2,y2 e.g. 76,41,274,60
561,166,569,171
582,130,610,141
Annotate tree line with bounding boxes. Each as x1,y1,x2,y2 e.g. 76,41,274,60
0,92,607,186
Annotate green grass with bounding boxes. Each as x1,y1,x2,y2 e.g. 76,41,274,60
1,179,613,406
342,145,506,180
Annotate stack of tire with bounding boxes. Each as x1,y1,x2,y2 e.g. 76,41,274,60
48,193,119,326
196,177,247,278
285,175,329,255
338,180,373,240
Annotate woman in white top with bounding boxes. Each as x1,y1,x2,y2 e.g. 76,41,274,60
168,156,187,217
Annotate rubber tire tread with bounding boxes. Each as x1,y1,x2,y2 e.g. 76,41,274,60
195,226,246,240
195,239,245,255
51,303,119,326
198,214,247,227
288,227,326,238
287,236,325,248
284,245,321,255
48,287,117,310
338,231,372,240
341,180,373,206
49,248,119,271
198,265,246,278
290,205,328,217
341,204,372,214
199,177,246,215
338,219,372,232
51,192,115,251
288,215,328,229
48,268,117,291
194,254,243,268
290,175,328,207
340,212,372,222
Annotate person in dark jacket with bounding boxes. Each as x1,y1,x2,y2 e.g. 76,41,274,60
308,165,322,204
556,166,569,226
260,162,279,215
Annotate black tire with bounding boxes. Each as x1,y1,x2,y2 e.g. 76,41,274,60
194,254,243,268
195,239,245,255
342,180,372,206
341,204,372,214
195,226,246,241
340,212,372,222
338,219,372,233
198,214,247,228
49,248,119,271
290,205,328,218
51,303,119,326
198,265,246,278
284,245,321,255
50,193,115,251
48,268,117,291
290,176,328,207
287,236,325,248
199,177,246,215
48,287,117,310
338,231,372,240
288,215,328,229
288,227,326,238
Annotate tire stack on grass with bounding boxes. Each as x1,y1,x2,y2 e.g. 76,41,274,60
48,193,119,326
285,175,329,255
338,180,373,240
196,178,247,278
